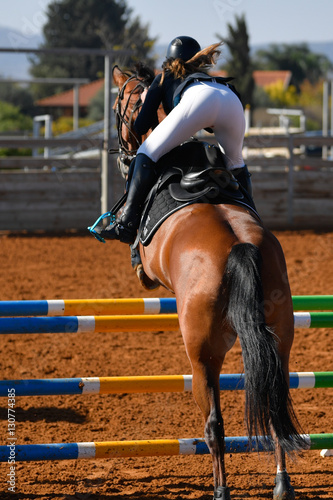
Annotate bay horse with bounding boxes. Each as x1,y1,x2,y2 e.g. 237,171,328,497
110,65,305,500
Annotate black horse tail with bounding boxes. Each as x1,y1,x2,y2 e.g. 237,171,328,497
222,243,305,454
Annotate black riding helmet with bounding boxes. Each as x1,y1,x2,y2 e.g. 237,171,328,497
166,36,201,61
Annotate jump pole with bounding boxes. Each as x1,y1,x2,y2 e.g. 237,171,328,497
0,314,179,334
0,295,332,317
0,298,177,317
1,372,332,397
1,434,332,462
0,312,332,334
292,295,333,311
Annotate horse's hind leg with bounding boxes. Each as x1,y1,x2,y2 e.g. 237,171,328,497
271,429,295,500
260,232,303,499
265,291,296,499
270,352,296,500
270,360,295,500
178,300,235,500
191,358,231,500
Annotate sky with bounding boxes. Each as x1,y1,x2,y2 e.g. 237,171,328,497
1,0,333,48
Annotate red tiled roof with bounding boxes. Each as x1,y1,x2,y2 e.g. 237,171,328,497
211,70,292,89
253,70,292,88
36,79,104,107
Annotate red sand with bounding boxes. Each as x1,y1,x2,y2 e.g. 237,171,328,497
0,230,332,499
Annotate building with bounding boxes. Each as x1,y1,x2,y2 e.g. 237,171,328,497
36,79,104,118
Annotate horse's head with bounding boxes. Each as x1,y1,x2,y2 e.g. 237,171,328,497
112,64,155,177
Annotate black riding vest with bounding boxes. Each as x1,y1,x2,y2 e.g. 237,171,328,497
173,72,241,106
133,72,181,136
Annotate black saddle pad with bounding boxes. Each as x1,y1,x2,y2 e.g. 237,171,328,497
140,186,192,245
137,140,259,247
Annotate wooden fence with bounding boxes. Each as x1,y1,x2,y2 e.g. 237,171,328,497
244,135,333,229
0,134,332,232
0,137,123,232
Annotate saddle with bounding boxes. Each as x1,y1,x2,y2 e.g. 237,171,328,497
134,140,258,247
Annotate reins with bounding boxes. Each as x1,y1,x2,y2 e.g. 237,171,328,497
109,75,147,161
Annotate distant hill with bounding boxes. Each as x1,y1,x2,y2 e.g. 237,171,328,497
0,26,42,79
308,41,333,63
251,41,333,63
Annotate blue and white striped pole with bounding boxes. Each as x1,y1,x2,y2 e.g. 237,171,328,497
0,372,331,397
0,434,331,462
0,298,177,317
0,295,332,317
0,312,332,334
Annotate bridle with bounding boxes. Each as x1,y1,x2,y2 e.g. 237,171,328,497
109,74,148,166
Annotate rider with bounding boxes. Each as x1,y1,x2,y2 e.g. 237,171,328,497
101,36,252,244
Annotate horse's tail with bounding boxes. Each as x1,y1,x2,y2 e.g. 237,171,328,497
222,242,305,453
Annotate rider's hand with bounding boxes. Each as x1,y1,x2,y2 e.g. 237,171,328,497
141,88,148,103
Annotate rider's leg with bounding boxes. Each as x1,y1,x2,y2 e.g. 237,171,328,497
96,153,156,244
139,82,245,170
97,84,246,244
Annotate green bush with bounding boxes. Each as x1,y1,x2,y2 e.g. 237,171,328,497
51,116,93,135
0,148,32,157
0,101,32,133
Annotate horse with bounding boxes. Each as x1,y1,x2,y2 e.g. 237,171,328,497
109,64,305,500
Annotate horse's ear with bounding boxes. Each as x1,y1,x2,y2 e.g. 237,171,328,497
112,65,128,88
134,62,155,85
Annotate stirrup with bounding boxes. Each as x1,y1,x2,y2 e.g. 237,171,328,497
88,193,127,243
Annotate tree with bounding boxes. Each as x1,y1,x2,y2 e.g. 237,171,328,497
29,0,156,98
264,81,298,107
0,82,35,116
217,14,255,109
253,43,331,91
87,87,104,121
0,102,32,133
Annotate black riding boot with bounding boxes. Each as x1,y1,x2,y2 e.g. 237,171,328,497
97,154,156,244
233,165,253,197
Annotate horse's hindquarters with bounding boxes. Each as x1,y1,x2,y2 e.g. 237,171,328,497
140,204,238,293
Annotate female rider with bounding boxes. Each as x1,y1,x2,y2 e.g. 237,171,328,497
101,36,251,244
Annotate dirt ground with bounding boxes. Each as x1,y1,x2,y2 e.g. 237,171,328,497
0,229,332,500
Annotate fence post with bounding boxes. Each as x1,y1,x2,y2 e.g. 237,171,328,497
101,53,112,216
287,134,294,226
322,80,329,160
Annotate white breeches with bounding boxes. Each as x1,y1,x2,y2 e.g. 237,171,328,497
137,81,246,169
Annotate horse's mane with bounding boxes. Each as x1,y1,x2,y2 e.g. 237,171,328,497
134,62,155,86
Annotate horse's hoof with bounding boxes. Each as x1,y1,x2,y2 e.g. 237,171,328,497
273,472,295,500
213,485,231,500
